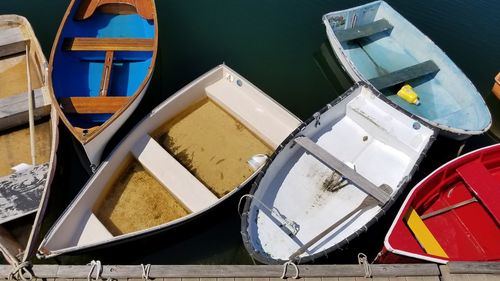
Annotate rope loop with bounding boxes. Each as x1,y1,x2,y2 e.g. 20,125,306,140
141,264,151,280
357,253,372,278
280,260,299,279
8,261,33,281
87,260,103,281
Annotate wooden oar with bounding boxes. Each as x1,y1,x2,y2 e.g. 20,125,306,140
421,197,478,220
288,195,377,261
26,43,36,165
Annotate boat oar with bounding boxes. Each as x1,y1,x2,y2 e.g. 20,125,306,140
26,43,36,165
420,197,478,220
288,195,377,261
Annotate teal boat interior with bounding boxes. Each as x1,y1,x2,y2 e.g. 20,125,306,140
53,0,155,128
324,1,491,135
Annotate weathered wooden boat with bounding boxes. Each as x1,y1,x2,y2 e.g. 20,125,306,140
378,144,500,264
50,0,158,169
240,82,437,264
322,1,491,140
37,64,301,258
0,15,59,266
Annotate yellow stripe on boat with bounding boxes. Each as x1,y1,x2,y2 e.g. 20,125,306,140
405,207,449,258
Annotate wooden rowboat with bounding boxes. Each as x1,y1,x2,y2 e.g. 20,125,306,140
378,144,500,264
240,82,437,264
0,15,58,267
37,65,301,258
50,0,158,169
493,72,500,100
323,1,491,140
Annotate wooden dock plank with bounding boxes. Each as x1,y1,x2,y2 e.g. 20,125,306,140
448,263,500,274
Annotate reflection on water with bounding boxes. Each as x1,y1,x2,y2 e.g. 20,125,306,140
0,0,497,265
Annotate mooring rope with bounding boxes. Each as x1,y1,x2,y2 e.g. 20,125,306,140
87,260,103,281
357,253,372,278
280,260,299,279
141,264,151,280
8,261,33,281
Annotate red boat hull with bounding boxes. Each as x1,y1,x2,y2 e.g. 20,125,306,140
379,144,500,263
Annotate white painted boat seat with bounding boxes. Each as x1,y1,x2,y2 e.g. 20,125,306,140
77,213,114,246
0,27,27,58
294,136,391,205
456,160,500,225
369,60,439,90
131,135,218,213
206,79,296,148
335,19,393,42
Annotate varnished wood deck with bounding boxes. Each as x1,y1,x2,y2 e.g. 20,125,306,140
0,263,498,280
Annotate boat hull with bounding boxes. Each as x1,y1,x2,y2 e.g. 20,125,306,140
49,0,158,167
322,1,491,139
381,144,500,264
241,82,436,264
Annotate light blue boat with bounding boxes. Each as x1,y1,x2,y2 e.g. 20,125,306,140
323,1,491,140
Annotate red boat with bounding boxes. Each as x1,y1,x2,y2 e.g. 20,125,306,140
378,144,500,264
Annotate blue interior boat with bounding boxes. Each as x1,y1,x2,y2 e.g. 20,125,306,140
323,1,491,140
50,0,157,166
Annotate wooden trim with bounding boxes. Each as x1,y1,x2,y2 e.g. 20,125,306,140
63,37,155,51
75,0,154,21
100,51,114,96
48,0,158,145
59,96,129,114
0,264,441,278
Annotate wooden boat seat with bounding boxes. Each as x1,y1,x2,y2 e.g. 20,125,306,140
334,19,393,42
131,135,218,213
63,37,154,52
75,0,154,21
0,27,28,58
404,207,449,258
59,96,129,114
293,136,391,205
456,160,500,225
369,60,440,90
63,37,153,96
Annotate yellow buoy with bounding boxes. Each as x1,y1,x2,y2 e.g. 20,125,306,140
397,84,420,105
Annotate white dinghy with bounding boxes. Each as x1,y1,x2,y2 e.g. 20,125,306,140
240,82,436,264
37,64,301,258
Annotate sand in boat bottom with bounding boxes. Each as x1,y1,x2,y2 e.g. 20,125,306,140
0,121,51,177
0,53,42,98
94,160,190,235
155,98,273,198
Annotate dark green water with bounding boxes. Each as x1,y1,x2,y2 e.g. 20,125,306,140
0,0,499,265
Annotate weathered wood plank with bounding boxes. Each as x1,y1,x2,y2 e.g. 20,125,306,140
404,277,440,281
0,264,441,279
0,88,50,131
334,19,393,42
0,163,49,224
294,136,391,204
59,96,129,114
0,27,27,58
369,60,439,90
321,277,339,281
63,38,154,52
448,262,500,274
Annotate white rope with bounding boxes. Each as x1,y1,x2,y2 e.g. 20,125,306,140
8,261,33,281
141,264,151,280
87,260,102,281
358,253,372,278
280,260,299,279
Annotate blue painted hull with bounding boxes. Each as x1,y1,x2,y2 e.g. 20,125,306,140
51,0,156,133
323,1,491,138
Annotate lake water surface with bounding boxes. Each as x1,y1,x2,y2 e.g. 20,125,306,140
0,0,498,264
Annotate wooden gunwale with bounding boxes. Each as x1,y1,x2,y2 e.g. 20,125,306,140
48,0,158,145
